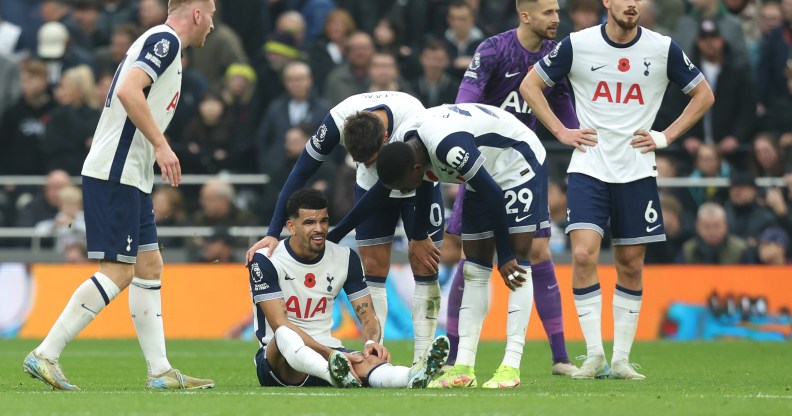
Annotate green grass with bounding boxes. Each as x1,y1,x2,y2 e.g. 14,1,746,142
1,339,790,415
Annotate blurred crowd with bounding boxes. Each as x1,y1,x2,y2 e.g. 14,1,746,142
0,0,790,264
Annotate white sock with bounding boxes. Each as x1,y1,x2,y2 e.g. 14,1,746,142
37,273,120,360
367,283,388,344
412,278,440,363
274,326,332,384
503,265,533,369
456,260,491,368
129,277,171,375
612,285,642,364
573,284,605,357
367,363,411,388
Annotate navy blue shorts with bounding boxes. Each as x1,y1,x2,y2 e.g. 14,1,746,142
447,185,551,238
460,164,549,240
566,173,666,245
82,176,158,263
353,183,444,247
255,346,358,387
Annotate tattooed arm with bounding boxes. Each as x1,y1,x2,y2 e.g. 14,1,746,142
350,295,389,362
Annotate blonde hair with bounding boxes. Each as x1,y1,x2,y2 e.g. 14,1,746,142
61,65,99,108
168,0,208,14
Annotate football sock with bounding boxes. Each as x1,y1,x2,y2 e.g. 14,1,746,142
445,259,465,365
503,260,533,369
130,277,171,375
274,326,333,384
37,273,120,360
456,258,492,368
412,275,440,363
367,363,411,388
612,285,642,364
366,276,388,344
531,260,570,362
573,283,605,357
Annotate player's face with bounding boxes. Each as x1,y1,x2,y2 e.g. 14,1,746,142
192,0,216,47
385,167,425,195
606,0,641,31
289,208,330,255
524,0,561,40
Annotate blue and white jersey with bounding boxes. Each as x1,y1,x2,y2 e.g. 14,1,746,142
305,91,425,198
399,103,546,192
248,240,369,349
82,24,182,193
535,25,704,183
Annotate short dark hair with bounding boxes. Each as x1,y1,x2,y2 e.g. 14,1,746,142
343,112,386,163
286,189,328,219
375,141,415,186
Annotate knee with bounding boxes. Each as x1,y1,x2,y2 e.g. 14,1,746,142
571,245,597,268
618,255,644,280
136,254,164,280
529,242,551,264
361,252,390,276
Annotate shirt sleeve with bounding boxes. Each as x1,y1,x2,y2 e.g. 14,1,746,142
534,36,572,88
305,113,341,160
457,37,498,103
433,131,486,182
249,252,283,304
130,31,180,83
667,40,705,94
343,249,369,301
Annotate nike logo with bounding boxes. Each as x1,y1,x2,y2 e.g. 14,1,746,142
81,304,98,314
547,283,559,290
628,310,640,314
646,224,662,232
285,275,294,280
590,65,606,71
508,310,519,314
156,313,162,317
578,310,591,318
515,214,532,222
424,316,438,320
177,70,182,74
427,229,441,238
459,307,469,311
505,71,520,78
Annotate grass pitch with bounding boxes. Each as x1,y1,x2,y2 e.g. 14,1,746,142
0,339,790,415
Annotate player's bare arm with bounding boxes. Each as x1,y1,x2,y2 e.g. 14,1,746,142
351,295,389,362
116,68,181,186
520,69,597,152
631,80,715,153
259,298,335,359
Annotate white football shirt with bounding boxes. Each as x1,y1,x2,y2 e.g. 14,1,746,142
249,240,369,349
535,25,704,183
82,24,183,193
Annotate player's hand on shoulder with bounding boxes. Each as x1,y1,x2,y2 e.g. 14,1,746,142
558,128,597,152
408,238,440,275
363,341,391,363
498,259,527,291
154,142,181,187
246,236,279,264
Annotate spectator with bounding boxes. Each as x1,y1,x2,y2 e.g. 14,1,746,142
756,0,792,111
167,52,208,148
759,1,784,35
0,0,42,58
288,0,334,46
256,61,330,176
274,10,307,49
191,178,257,227
640,0,673,35
762,62,792,143
43,65,100,174
0,12,23,56
649,0,685,36
0,60,56,175
253,31,302,120
221,63,258,173
0,52,20,128
33,184,86,253
16,169,71,227
748,226,791,264
367,52,414,95
674,0,749,70
259,125,337,224
179,92,236,175
414,38,459,108
680,144,731,215
94,23,138,75
723,0,762,65
724,171,778,243
190,226,237,263
679,202,748,264
152,185,187,248
308,8,356,92
36,21,96,86
673,19,757,168
762,183,792,241
323,31,374,106
71,0,107,50
97,0,138,43
442,0,484,79
750,132,790,178
645,194,695,264
189,14,248,91
41,0,77,30
561,0,603,39
137,0,167,30
373,14,420,81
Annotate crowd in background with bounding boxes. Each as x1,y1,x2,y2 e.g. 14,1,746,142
0,0,790,264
